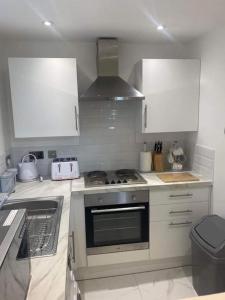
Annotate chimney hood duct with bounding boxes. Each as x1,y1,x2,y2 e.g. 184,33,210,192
80,38,145,101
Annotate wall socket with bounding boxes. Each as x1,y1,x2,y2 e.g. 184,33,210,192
29,151,44,159
48,150,57,159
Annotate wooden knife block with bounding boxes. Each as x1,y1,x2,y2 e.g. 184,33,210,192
153,153,164,172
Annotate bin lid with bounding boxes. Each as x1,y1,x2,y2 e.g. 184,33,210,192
191,215,225,258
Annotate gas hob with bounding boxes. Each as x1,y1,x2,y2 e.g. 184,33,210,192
84,169,147,187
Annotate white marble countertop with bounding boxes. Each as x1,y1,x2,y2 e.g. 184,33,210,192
5,171,212,300
71,171,213,194
8,180,71,300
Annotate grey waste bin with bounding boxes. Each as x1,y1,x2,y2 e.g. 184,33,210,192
190,215,225,296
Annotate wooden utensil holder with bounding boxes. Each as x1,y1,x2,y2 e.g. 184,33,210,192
153,153,164,172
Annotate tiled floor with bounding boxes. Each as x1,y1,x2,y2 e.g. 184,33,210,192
79,267,197,300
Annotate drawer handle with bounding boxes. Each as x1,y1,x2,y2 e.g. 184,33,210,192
144,104,147,129
169,209,192,214
169,221,192,226
69,231,75,263
169,193,193,198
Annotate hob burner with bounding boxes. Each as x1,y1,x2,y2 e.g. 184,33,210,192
84,169,147,187
87,171,107,178
115,169,136,175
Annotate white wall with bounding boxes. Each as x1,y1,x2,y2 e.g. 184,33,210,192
189,28,225,216
0,44,11,173
0,39,196,174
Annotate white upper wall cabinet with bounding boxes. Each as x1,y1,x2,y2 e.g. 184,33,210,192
136,59,200,133
8,58,79,138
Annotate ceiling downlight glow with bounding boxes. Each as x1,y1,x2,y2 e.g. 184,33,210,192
157,25,164,31
43,20,53,27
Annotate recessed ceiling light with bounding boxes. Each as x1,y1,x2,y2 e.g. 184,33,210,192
157,25,164,31
43,20,53,27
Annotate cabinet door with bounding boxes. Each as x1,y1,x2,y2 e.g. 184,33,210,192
142,59,200,133
150,219,192,259
150,186,211,205
8,58,79,138
150,201,209,259
151,201,209,222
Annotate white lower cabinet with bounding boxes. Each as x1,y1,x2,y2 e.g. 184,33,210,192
150,186,210,205
70,185,211,279
150,187,211,260
151,201,209,222
150,220,192,259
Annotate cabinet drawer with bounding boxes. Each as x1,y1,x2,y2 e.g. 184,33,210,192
150,220,192,259
151,201,209,222
150,187,210,205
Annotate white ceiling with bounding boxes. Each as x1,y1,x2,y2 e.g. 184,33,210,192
0,0,225,42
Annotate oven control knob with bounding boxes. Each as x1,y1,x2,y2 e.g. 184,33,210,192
111,180,115,184
132,195,136,201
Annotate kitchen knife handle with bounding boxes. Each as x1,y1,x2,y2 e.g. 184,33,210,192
144,104,147,129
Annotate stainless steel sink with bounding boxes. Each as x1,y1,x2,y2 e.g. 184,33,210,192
2,196,63,259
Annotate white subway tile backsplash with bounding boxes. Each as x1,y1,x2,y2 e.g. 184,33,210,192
10,101,192,176
192,144,215,180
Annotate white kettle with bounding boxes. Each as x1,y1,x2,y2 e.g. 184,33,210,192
18,154,39,182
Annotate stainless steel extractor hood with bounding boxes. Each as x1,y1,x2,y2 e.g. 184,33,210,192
80,38,145,101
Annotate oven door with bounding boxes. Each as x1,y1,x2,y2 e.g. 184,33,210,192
85,202,149,255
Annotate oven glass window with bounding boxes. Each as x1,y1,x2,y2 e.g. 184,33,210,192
93,211,141,246
86,203,149,248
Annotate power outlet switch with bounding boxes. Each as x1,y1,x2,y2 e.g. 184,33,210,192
48,150,57,159
29,151,44,159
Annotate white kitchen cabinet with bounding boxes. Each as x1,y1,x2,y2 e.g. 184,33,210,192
151,220,193,259
151,201,210,222
8,58,79,138
66,265,81,300
150,186,210,205
150,186,211,260
70,193,87,269
135,59,200,133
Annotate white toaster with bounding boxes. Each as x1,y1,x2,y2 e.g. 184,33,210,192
51,157,80,180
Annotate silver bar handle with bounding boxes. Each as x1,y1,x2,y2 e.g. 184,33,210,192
169,193,193,198
75,106,78,131
91,206,146,214
144,104,147,129
169,209,192,214
69,231,75,262
169,221,192,226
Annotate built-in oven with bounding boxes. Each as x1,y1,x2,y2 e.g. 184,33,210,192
85,190,149,255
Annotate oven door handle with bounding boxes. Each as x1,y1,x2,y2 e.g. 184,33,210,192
91,206,146,214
